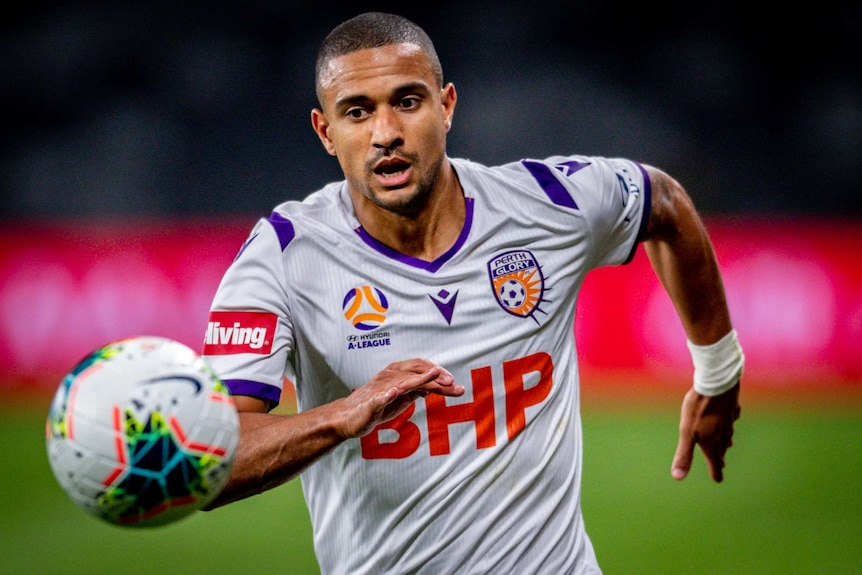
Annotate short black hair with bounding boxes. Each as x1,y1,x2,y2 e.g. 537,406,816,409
315,12,443,103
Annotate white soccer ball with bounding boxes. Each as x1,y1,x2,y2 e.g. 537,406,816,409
45,336,239,527
499,279,527,309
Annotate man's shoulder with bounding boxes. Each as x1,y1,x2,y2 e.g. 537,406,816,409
242,181,350,252
454,154,642,192
269,180,347,222
451,155,595,200
451,154,601,184
449,156,531,189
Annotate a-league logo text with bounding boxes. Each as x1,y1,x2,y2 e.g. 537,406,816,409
343,285,393,350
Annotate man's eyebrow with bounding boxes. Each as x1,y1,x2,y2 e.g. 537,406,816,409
333,82,433,112
333,94,371,111
391,81,432,98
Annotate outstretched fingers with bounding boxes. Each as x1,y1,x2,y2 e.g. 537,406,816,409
342,359,465,439
672,423,735,482
671,385,741,483
378,359,462,398
671,433,695,481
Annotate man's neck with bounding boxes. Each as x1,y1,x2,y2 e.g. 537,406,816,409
352,162,465,262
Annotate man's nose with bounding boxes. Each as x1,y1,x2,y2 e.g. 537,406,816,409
371,107,403,150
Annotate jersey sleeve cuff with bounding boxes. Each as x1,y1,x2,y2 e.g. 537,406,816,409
224,379,283,410
623,162,652,264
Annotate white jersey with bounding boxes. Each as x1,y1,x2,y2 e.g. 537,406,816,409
203,155,650,575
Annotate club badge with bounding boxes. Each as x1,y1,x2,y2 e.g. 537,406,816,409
488,250,548,322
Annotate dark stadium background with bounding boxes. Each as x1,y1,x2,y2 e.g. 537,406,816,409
1,3,860,574
2,1,859,218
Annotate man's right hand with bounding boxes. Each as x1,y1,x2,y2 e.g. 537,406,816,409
334,358,464,438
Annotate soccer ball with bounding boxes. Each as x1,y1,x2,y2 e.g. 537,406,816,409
45,336,239,527
499,279,527,309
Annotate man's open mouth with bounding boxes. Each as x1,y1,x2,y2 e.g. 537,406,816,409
374,159,412,187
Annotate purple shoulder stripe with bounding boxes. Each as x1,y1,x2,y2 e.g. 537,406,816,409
521,159,584,209
268,211,296,251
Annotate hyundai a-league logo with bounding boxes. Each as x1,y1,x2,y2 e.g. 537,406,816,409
488,250,548,322
342,285,389,331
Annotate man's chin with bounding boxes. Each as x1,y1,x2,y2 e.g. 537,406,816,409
370,186,429,216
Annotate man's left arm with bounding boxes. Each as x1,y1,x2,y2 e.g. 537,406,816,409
639,165,744,482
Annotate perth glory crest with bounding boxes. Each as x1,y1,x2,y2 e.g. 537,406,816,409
488,250,547,322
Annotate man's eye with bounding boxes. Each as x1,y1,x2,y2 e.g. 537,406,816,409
346,108,369,119
399,97,420,110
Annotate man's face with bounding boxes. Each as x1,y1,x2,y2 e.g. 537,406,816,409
312,43,456,216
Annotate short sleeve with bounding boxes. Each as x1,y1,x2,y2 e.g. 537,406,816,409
201,217,294,408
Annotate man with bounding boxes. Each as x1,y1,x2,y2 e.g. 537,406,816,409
202,11,744,574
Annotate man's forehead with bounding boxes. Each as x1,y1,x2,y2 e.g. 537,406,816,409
318,43,432,92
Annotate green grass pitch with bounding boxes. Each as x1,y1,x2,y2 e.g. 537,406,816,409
3,391,860,574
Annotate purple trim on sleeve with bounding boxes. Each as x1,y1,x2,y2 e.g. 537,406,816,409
521,159,580,209
268,211,296,251
635,162,652,241
234,231,260,261
355,197,474,273
224,378,282,407
624,162,653,264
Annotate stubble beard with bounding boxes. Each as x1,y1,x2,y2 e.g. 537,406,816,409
360,150,445,217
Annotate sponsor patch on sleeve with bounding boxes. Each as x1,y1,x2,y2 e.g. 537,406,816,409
203,311,277,355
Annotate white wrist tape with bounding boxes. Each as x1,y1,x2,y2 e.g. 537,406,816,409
687,329,745,396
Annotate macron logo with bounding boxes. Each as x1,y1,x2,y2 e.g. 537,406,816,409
203,311,277,355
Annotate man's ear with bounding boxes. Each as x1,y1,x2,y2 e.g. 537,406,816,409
441,82,457,132
311,108,337,157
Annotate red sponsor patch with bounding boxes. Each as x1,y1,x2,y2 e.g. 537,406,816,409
203,311,277,355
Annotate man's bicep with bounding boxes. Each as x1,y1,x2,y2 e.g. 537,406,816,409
232,394,270,414
641,165,689,242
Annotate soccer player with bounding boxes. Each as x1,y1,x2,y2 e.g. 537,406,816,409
201,12,744,574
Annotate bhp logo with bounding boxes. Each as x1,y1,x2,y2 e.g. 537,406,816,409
361,352,553,459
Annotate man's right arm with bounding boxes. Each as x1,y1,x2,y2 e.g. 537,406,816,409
204,358,464,509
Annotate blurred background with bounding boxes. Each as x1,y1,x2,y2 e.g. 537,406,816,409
2,3,861,574
2,0,860,389
2,0,860,218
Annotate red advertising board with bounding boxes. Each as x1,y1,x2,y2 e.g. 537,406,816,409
0,218,253,389
1,217,860,393
576,217,862,390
